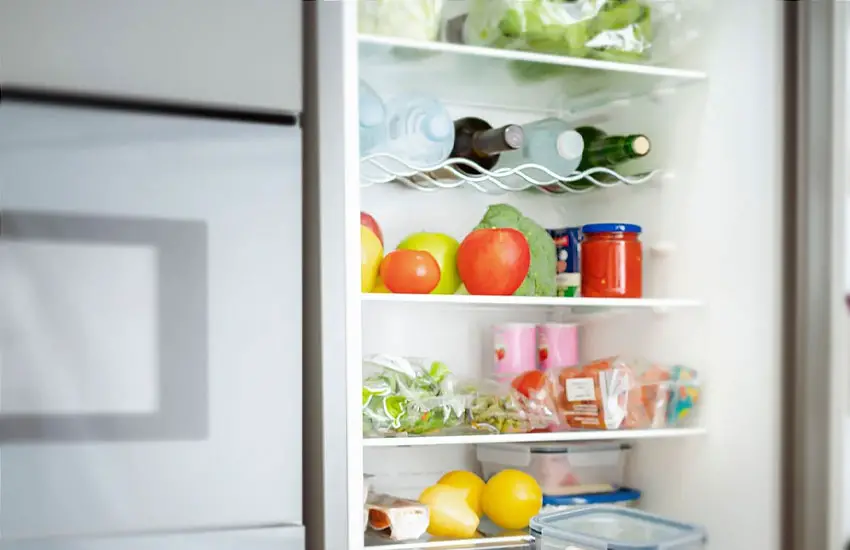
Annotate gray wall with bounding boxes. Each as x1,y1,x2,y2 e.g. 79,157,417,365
0,103,302,547
0,0,301,113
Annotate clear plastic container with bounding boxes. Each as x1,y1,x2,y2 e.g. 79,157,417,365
541,487,641,513
530,506,707,550
477,442,630,496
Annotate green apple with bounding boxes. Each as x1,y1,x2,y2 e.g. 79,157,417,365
397,232,461,295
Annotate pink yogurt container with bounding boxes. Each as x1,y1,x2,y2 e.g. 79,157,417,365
537,323,579,372
492,323,537,380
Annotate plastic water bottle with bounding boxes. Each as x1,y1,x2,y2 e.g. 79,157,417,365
495,118,584,192
377,95,455,178
359,80,387,157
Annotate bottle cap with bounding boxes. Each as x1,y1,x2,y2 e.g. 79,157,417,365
502,125,525,149
556,131,585,160
425,113,453,140
631,135,651,155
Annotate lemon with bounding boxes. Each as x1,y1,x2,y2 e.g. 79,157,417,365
481,469,542,530
437,471,486,517
361,226,383,292
419,484,479,538
372,275,391,293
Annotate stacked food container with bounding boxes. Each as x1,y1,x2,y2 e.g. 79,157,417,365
477,442,640,512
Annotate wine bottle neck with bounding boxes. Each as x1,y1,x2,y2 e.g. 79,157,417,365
471,125,524,157
585,134,651,167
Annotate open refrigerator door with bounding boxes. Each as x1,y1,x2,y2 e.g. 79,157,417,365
303,0,791,549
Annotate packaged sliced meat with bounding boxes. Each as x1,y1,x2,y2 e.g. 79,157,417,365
366,493,429,541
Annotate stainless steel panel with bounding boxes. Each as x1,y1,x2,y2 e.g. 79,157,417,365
783,1,849,549
0,103,303,537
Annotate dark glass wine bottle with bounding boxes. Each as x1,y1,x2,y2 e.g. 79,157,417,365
450,117,524,175
575,126,652,172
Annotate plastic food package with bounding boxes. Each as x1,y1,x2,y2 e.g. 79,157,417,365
467,377,560,434
358,0,445,42
462,0,706,65
550,357,700,430
477,442,630,495
366,492,430,541
362,354,472,436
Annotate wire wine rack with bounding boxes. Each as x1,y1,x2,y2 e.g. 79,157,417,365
360,153,663,194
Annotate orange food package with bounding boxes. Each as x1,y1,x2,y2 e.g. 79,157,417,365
552,357,676,431
553,357,634,430
626,364,672,429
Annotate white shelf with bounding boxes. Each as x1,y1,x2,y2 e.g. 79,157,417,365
363,427,706,447
362,293,702,311
365,532,530,550
359,34,707,115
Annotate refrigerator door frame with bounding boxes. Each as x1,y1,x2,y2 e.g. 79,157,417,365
301,2,363,550
784,1,849,549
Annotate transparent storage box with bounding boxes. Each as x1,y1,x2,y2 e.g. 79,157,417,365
477,442,630,496
541,487,641,513
530,506,707,550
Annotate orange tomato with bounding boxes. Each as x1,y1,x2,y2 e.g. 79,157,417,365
380,250,441,294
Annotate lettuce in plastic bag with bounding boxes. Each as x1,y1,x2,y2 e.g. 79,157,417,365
358,0,445,42
463,0,705,75
362,354,471,436
472,204,556,297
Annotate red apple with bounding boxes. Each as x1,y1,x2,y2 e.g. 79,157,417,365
457,228,530,295
360,212,383,246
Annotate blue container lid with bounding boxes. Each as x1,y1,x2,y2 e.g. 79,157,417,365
581,223,642,234
529,505,707,550
541,487,641,507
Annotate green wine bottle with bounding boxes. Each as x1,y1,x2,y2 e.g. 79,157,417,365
575,126,651,172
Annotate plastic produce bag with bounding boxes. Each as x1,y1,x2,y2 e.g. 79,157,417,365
462,0,705,65
362,354,471,436
466,376,560,434
359,0,445,42
550,357,701,430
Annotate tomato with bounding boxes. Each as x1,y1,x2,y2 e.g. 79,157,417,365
456,228,530,296
511,370,547,399
380,250,441,294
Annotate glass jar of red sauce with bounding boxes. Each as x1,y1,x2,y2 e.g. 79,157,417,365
580,223,643,298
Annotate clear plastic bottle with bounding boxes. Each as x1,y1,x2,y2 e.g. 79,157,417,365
496,118,585,178
377,94,455,177
358,80,387,157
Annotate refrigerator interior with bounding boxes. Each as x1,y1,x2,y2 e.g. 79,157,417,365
0,102,304,547
349,1,783,549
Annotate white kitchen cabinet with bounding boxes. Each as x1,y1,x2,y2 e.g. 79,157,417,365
0,0,301,113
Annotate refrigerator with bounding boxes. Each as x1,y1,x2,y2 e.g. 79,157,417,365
302,1,849,550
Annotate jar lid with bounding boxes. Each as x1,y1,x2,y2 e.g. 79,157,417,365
581,223,642,234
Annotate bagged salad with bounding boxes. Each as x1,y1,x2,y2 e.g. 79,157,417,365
462,0,705,65
358,0,445,42
362,354,472,436
464,372,562,434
